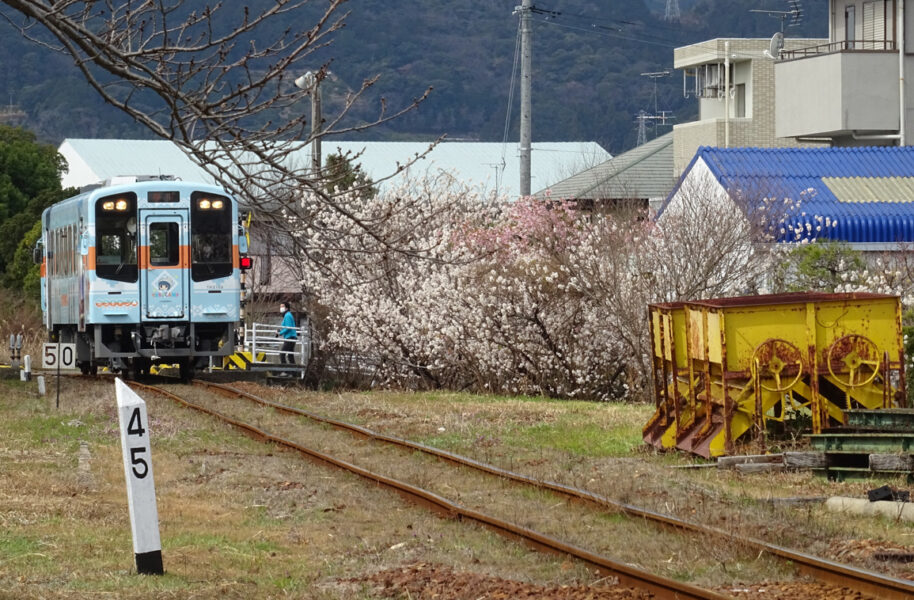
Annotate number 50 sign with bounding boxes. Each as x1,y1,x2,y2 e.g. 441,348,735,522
115,378,164,575
42,342,77,370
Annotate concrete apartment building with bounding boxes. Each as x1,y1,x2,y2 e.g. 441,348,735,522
776,0,909,146
673,36,827,174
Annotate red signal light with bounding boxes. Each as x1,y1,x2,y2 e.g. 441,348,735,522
239,256,253,270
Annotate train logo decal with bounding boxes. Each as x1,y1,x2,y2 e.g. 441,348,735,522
151,273,180,298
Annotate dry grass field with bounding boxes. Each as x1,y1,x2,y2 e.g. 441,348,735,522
1,374,913,599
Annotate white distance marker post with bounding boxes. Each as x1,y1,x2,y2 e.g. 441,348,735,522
114,378,164,575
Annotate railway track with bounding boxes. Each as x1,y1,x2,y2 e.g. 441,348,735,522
131,379,914,600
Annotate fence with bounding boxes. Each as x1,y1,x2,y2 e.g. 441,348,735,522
243,321,312,368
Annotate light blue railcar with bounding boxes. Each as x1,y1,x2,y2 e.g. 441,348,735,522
38,178,247,379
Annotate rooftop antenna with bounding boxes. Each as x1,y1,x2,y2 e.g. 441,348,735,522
750,0,803,33
763,31,785,59
641,70,671,114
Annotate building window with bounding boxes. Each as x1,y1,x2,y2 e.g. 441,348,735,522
846,5,856,49
862,1,887,49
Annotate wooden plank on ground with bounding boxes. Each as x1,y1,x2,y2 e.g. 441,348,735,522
869,454,914,471
784,451,827,469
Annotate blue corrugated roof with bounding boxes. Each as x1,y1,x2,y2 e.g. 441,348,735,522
659,146,914,244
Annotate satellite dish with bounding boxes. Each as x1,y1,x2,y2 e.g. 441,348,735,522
764,32,784,59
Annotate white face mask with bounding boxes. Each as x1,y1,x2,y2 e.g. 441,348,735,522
280,306,287,313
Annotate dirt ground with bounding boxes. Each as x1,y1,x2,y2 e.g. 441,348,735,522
2,376,914,599
351,563,876,599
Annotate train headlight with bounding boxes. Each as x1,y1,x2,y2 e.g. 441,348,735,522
211,199,224,210
198,199,211,210
102,201,115,211
115,199,128,211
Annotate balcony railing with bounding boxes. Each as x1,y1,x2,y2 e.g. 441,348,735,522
780,39,896,60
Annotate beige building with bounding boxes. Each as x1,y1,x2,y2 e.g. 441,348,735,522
673,37,827,174
776,0,910,146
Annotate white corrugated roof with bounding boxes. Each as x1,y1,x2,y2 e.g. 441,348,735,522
59,139,218,189
59,139,610,199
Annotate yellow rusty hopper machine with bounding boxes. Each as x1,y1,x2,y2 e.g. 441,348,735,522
643,292,906,458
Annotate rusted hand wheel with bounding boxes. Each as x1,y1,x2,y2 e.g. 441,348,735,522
751,338,804,392
826,334,881,388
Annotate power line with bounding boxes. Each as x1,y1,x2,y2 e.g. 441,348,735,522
498,17,523,198
534,18,684,49
529,5,686,34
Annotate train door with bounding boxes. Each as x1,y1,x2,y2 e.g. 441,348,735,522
141,211,189,319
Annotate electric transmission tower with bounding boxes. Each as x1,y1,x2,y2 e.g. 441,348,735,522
665,0,681,22
636,111,648,146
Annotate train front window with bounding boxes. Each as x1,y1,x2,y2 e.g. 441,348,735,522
149,222,180,266
191,192,232,281
95,193,138,282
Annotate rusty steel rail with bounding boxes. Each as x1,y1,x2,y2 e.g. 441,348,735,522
132,380,732,600
193,380,914,600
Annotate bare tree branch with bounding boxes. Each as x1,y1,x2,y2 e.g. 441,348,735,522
1,0,437,272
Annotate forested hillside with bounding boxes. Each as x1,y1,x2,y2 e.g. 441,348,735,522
0,0,827,154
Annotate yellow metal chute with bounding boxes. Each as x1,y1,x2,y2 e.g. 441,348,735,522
643,292,906,458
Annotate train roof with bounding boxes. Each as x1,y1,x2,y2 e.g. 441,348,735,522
59,179,232,203
43,179,236,221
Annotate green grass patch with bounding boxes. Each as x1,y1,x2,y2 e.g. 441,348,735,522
6,413,109,449
0,533,42,557
596,511,629,525
163,424,266,455
415,397,656,458
504,420,644,457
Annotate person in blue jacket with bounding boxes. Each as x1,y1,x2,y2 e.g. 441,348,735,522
279,301,297,366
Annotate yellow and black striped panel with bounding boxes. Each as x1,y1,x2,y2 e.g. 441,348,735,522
222,351,266,370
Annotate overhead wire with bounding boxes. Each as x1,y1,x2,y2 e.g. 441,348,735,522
530,6,687,34
533,18,685,48
498,17,523,199
528,3,792,49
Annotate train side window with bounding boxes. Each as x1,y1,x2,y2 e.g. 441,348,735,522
149,222,179,266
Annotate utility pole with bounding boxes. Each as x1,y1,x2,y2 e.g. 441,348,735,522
312,81,322,176
517,0,533,196
294,71,323,177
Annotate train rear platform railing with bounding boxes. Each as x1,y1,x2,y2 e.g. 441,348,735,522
642,292,906,458
220,322,311,374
